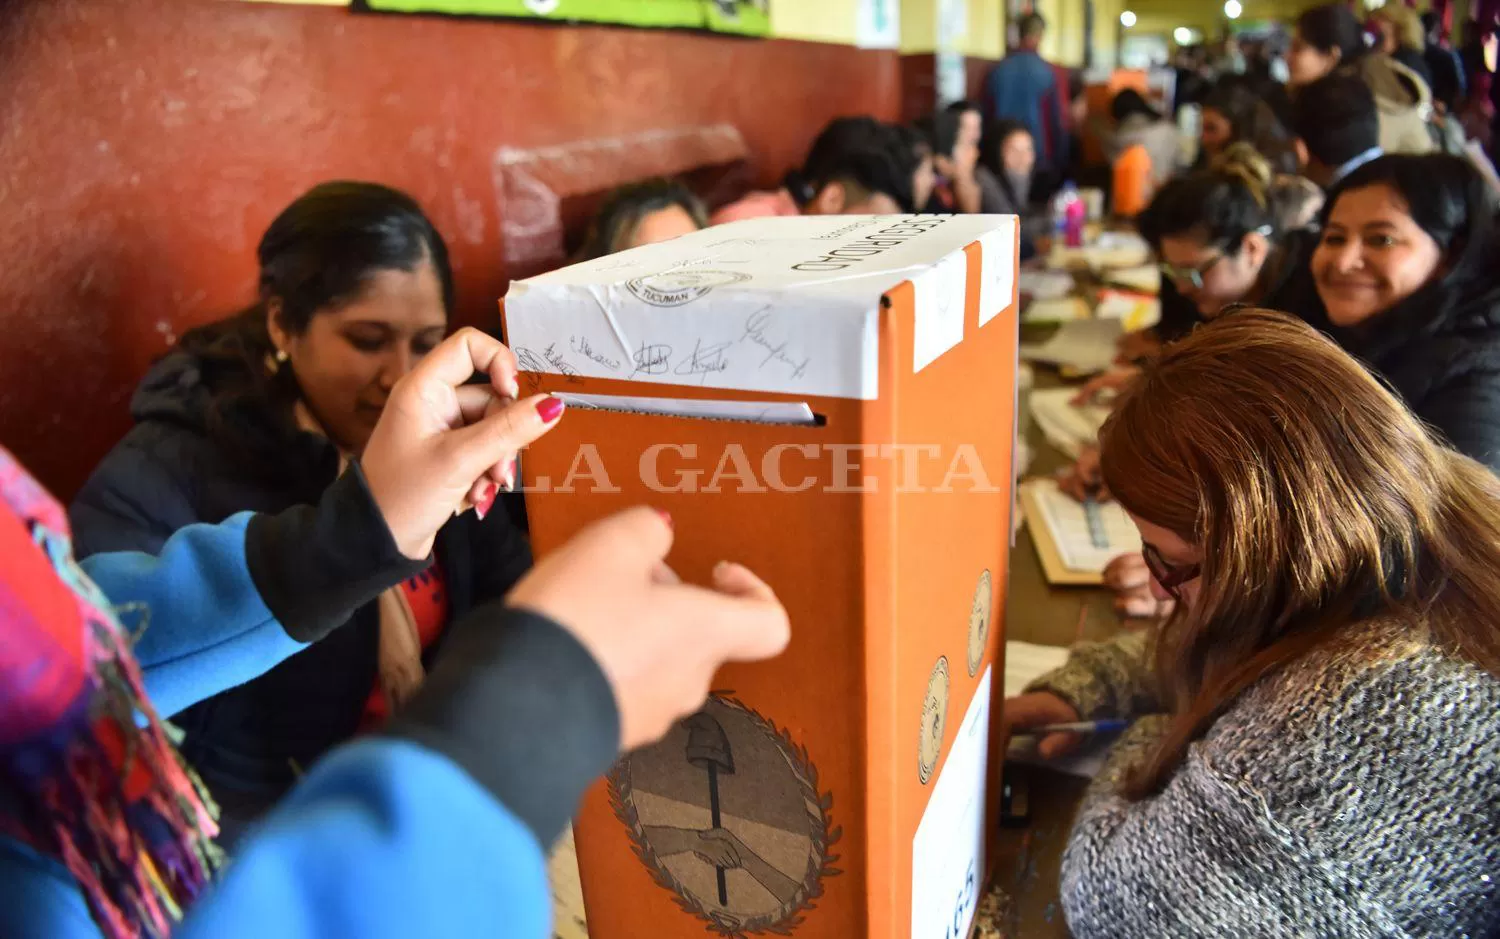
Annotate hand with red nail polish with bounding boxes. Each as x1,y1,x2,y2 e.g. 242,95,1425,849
360,328,564,557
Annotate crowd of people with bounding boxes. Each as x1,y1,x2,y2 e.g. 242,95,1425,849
3,4,1500,938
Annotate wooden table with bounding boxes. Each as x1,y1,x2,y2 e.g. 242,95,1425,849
971,335,1126,939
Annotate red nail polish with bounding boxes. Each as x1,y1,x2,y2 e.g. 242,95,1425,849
656,508,673,529
536,395,565,423
475,483,498,520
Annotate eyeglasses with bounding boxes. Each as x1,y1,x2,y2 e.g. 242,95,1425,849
1141,543,1201,599
1158,254,1224,290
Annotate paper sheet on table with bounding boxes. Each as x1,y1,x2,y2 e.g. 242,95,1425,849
1003,640,1113,778
1089,232,1152,269
1047,232,1152,272
1018,269,1076,300
1022,295,1091,324
1103,263,1160,295
1027,387,1110,459
1095,289,1161,332
1019,317,1122,374
1025,477,1142,574
1003,640,1069,698
550,392,818,425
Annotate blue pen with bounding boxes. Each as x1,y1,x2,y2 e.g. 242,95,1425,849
1012,719,1129,737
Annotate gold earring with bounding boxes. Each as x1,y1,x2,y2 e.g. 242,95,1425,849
275,349,289,363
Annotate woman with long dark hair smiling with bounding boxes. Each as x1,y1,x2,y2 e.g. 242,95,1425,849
1309,153,1500,469
1007,310,1500,937
69,181,535,846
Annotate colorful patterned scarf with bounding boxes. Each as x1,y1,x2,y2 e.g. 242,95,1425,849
0,444,219,938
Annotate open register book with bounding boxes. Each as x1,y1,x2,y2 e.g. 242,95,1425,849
1019,478,1142,585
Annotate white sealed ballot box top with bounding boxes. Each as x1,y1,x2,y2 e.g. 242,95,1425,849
502,214,1017,400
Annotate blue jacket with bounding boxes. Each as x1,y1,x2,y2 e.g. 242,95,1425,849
2,474,617,939
985,51,1067,171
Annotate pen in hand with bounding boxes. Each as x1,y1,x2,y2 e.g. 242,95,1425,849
1010,719,1128,738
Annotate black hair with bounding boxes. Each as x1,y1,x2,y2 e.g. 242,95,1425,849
178,181,451,476
1138,146,1283,255
1111,88,1161,123
926,109,964,160
1327,154,1500,315
1290,73,1380,169
576,178,706,261
944,99,981,117
1018,12,1046,41
1295,3,1366,63
980,119,1031,173
979,119,1035,208
1201,78,1300,174
785,116,915,213
1420,11,1441,36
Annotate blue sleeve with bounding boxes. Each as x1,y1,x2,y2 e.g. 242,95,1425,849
178,739,551,939
80,512,305,718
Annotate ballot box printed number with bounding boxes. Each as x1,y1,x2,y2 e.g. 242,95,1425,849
608,695,840,937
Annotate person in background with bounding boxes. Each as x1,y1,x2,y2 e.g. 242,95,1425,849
1105,88,1185,187
575,179,706,260
1368,4,1434,91
0,331,793,939
984,13,1068,176
921,108,981,213
1195,78,1300,173
977,119,1048,258
1289,3,1436,155
1288,72,1384,188
1060,148,1320,620
1139,145,1310,328
945,99,983,156
898,123,938,211
1306,154,1500,469
1006,310,1500,939
70,182,535,848
711,116,912,223
1459,69,1495,156
1421,11,1467,115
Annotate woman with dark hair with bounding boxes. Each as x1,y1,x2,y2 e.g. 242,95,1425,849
711,117,913,223
576,178,706,260
1104,88,1184,185
972,119,1048,258
1136,145,1312,329
1060,147,1322,619
1195,79,1300,173
69,181,535,845
1307,153,1500,468
1289,2,1436,155
1006,310,1500,937
921,108,982,213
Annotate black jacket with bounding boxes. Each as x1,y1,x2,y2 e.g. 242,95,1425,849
1325,280,1500,473
70,346,533,822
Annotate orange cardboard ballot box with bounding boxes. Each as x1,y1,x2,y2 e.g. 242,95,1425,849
502,214,1020,939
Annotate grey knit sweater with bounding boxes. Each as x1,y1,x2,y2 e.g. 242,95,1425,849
1028,622,1500,938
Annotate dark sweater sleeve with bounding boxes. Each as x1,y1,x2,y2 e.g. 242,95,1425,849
465,509,534,605
387,606,620,849
1416,372,1500,474
243,462,427,642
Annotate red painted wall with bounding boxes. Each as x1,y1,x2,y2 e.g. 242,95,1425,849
0,0,898,497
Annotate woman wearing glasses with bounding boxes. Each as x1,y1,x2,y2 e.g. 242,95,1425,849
1005,310,1500,938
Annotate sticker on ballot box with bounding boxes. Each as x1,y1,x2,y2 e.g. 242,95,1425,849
911,666,992,939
